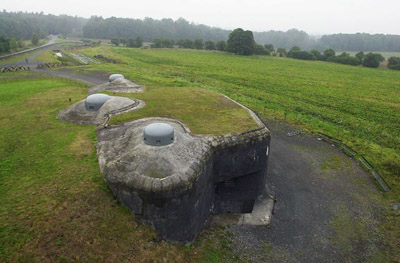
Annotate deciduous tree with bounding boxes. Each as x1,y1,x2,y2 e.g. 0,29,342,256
31,33,39,45
227,28,255,55
216,40,226,51
362,53,385,68
204,40,216,50
194,38,203,49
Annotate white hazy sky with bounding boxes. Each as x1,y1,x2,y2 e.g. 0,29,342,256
2,0,400,35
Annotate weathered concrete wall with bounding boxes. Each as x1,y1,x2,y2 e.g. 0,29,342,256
97,118,270,244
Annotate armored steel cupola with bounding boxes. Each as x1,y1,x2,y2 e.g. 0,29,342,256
85,94,110,111
143,123,174,146
109,74,124,82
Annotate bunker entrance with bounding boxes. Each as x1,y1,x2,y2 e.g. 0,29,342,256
214,171,263,214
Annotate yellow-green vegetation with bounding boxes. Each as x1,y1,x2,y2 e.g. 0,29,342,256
109,87,259,135
0,51,35,65
0,73,233,262
34,50,60,63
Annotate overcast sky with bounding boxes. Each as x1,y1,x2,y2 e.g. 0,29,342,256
2,0,400,35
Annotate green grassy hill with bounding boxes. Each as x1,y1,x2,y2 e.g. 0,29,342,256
1,46,400,262
0,73,236,262
76,46,400,193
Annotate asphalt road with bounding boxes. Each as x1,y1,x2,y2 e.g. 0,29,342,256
226,119,383,262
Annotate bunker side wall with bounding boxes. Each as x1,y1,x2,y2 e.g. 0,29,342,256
104,130,271,244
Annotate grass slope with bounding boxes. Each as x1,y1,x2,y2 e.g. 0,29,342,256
76,46,400,192
109,86,259,135
0,73,243,262
73,46,400,261
0,51,35,65
34,50,60,63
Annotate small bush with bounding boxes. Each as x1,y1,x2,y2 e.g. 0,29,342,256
204,40,216,50
216,40,226,51
254,44,270,55
389,64,400,70
388,56,400,70
328,55,361,66
288,50,315,60
362,53,385,68
310,49,324,61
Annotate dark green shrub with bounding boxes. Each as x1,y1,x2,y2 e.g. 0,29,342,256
310,49,324,60
288,50,315,60
389,64,400,70
329,55,361,66
254,44,270,55
362,53,385,68
388,56,400,70
216,40,226,51
204,40,216,50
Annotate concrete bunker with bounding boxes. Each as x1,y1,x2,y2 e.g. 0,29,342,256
58,76,272,244
109,73,124,82
85,93,110,111
88,75,144,94
97,117,271,244
143,123,174,146
57,94,145,125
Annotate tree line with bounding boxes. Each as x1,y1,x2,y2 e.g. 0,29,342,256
285,47,386,68
0,33,40,53
83,16,228,42
142,28,400,71
1,10,400,52
0,10,85,40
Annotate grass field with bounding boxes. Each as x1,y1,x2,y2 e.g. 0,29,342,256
0,51,35,65
1,46,400,261
108,86,259,135
76,46,400,260
76,46,400,191
34,50,61,63
0,73,237,262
